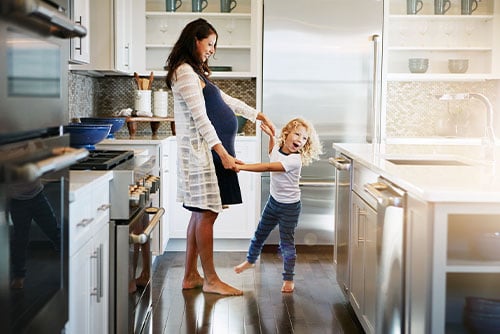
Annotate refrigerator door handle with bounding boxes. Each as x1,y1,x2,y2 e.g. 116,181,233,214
368,34,382,144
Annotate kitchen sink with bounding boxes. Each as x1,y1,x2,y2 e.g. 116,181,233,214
386,158,471,166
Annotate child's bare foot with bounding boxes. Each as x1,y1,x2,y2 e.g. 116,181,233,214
281,280,294,293
234,260,255,274
203,280,243,296
182,273,204,289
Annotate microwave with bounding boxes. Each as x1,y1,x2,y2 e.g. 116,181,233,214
0,0,86,144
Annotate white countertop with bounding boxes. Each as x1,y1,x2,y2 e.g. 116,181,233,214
69,170,113,203
333,143,500,203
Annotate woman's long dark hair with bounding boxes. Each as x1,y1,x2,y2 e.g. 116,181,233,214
165,18,218,89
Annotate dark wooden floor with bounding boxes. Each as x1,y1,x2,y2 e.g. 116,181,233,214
149,246,364,334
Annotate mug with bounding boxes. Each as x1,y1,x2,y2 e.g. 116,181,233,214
192,0,208,12
166,0,182,12
434,0,451,14
461,0,478,15
221,0,237,13
407,0,423,15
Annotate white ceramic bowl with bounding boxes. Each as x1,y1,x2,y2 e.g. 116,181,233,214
448,59,469,73
408,58,429,73
475,232,500,261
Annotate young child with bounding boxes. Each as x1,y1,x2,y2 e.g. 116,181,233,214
234,117,322,293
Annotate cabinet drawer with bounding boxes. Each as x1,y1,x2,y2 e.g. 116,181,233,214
352,161,378,208
90,181,110,234
70,192,93,256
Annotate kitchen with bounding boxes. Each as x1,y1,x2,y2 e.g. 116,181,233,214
2,0,500,333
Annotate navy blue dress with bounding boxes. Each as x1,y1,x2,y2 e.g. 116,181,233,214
202,77,242,205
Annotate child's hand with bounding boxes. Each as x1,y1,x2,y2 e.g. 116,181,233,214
260,123,274,138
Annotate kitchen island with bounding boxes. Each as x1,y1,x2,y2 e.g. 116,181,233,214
332,143,500,334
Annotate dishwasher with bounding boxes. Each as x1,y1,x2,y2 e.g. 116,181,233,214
330,154,352,298
365,177,406,334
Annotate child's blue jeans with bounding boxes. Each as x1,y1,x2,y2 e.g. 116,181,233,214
246,195,301,281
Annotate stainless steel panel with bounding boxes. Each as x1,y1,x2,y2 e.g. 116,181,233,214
365,178,406,334
332,154,352,297
261,176,334,245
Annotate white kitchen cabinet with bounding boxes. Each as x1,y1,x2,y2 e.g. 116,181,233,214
69,0,145,73
97,138,169,255
70,0,90,64
166,136,259,239
66,172,111,334
385,0,500,81
143,0,262,78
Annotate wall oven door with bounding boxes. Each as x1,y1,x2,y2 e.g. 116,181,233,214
0,135,88,333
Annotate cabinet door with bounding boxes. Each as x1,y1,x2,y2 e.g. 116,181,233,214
70,0,90,63
350,193,365,314
90,223,109,334
114,0,132,72
67,240,92,334
363,200,377,334
350,192,377,334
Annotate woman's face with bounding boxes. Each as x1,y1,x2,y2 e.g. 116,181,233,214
196,33,217,63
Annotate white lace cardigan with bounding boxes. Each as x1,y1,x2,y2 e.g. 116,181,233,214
172,63,258,213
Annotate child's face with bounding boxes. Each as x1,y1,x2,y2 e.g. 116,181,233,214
282,125,308,154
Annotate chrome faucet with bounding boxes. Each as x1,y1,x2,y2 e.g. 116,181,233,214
438,93,496,163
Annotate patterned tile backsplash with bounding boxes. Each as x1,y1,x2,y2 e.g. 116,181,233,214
386,80,500,138
70,72,500,139
69,72,257,137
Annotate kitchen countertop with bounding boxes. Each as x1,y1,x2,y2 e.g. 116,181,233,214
69,170,113,203
333,143,500,203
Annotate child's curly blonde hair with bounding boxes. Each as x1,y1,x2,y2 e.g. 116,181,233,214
277,117,323,166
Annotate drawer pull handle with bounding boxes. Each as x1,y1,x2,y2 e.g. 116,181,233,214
77,218,94,227
97,204,111,211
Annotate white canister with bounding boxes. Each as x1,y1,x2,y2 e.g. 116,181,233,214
153,89,168,117
134,90,152,116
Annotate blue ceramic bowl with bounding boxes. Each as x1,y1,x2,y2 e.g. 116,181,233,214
80,117,126,138
64,123,112,149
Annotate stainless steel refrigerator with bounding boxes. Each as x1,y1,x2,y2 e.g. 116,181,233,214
261,0,383,245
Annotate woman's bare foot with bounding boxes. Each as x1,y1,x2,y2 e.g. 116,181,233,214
234,260,255,274
281,280,294,293
182,273,204,289
203,280,243,296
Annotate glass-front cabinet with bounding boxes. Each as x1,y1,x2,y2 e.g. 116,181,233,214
431,203,500,333
386,0,499,81
144,0,262,78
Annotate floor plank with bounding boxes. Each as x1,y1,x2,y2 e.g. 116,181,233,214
151,248,364,334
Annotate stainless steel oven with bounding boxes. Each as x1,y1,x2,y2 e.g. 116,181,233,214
1,1,86,333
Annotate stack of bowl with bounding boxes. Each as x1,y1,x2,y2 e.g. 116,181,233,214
79,117,126,139
464,297,500,333
408,58,429,73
